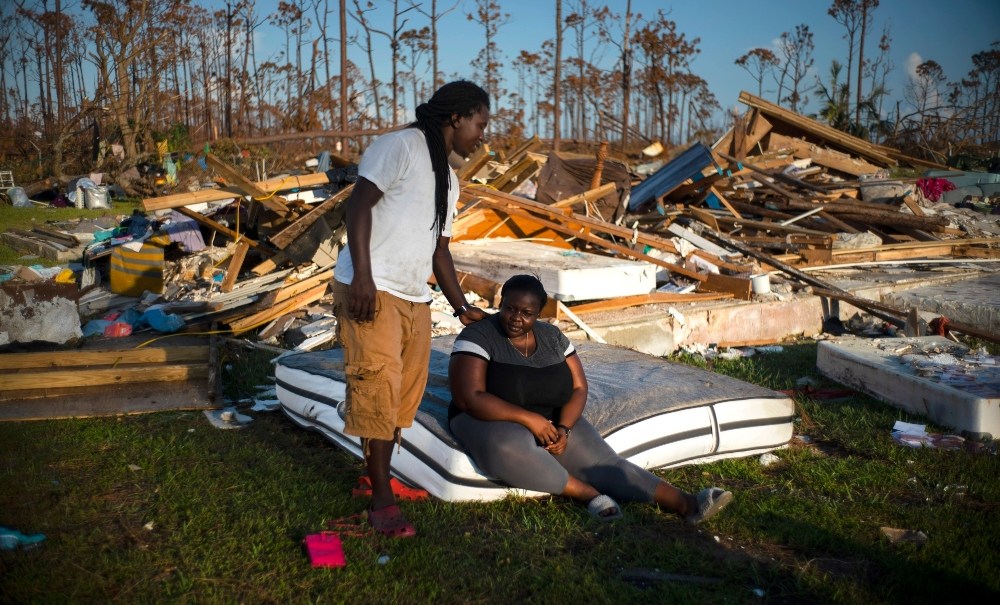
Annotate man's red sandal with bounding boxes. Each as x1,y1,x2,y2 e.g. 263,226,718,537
367,504,416,538
352,476,430,501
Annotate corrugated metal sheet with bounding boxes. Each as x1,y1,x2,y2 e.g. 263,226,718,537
628,142,717,211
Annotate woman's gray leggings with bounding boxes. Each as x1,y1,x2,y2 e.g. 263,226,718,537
449,414,661,503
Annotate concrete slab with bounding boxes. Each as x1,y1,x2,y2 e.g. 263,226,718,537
449,239,656,301
816,336,1000,439
881,272,1000,335
561,269,994,357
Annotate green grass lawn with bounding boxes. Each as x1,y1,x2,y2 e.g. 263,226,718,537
0,200,142,268
2,341,998,604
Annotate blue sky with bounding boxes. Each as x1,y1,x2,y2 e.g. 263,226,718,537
226,1,1000,121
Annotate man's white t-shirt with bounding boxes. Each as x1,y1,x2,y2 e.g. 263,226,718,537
333,128,458,302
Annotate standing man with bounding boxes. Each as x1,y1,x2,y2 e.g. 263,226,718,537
332,81,489,538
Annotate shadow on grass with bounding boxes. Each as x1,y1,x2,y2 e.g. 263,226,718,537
747,511,999,603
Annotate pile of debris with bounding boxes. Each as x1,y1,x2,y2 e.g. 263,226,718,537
3,90,1000,357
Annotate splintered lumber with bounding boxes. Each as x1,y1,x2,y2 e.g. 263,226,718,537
707,186,744,219
549,182,617,209
490,155,540,192
768,132,880,177
775,237,1000,264
258,271,333,308
227,283,328,334
712,215,832,236
506,135,542,164
700,228,906,327
463,186,705,282
220,241,251,293
175,207,262,249
569,291,734,314
700,273,752,300
206,154,292,215
268,184,353,249
457,144,492,181
717,151,828,197
715,109,773,159
738,91,897,166
557,301,606,343
142,172,332,212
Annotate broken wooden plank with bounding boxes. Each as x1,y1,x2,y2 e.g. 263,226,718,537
557,301,606,343
739,91,897,166
768,132,881,177
466,191,705,282
267,184,352,249
206,153,292,215
549,182,617,209
490,155,541,192
699,272,752,300
2,364,209,391
227,283,328,334
456,144,493,181
175,207,262,249
221,241,251,293
570,291,734,314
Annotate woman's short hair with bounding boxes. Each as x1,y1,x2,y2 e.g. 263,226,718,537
501,274,547,309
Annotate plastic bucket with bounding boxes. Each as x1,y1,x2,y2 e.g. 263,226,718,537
750,273,771,294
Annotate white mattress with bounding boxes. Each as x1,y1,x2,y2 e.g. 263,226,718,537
277,335,795,502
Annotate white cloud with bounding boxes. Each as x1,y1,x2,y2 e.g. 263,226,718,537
906,52,923,79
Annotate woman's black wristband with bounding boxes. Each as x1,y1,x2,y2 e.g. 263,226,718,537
556,424,572,436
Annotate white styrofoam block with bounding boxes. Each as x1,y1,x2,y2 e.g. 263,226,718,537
449,239,656,302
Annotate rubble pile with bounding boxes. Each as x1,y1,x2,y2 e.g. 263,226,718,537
2,90,999,357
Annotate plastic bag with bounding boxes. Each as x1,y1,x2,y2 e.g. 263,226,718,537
7,187,30,207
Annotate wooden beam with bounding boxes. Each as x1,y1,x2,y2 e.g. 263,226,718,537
738,90,897,166
205,154,291,215
490,156,540,192
220,241,250,293
549,182,617,209
699,273,752,300
143,172,334,212
2,365,209,391
175,207,262,249
267,184,353,249
228,283,328,334
768,132,881,177
465,188,705,281
456,144,492,181
465,184,681,256
570,291,734,314
0,346,209,371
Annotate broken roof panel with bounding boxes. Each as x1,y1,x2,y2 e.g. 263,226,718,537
628,142,718,212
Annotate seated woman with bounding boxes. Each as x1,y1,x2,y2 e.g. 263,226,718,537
448,274,732,524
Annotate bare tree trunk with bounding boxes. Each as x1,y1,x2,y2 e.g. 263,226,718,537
855,2,869,131
431,0,439,87
340,0,348,152
620,0,632,150
224,1,233,138
553,0,562,150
